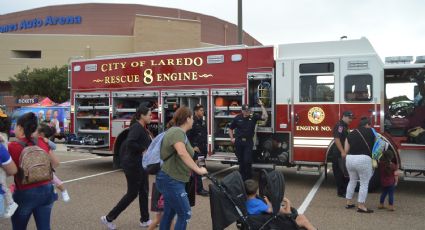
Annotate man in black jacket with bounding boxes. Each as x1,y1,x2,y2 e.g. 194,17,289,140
187,104,209,196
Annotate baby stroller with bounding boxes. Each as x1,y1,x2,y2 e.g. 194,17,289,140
208,170,300,230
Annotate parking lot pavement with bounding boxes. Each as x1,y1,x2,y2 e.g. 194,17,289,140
1,145,424,230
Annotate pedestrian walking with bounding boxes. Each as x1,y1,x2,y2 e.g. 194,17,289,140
37,124,70,203
8,112,60,229
101,105,152,229
228,100,268,181
342,117,375,213
187,104,209,196
331,111,352,197
155,106,208,230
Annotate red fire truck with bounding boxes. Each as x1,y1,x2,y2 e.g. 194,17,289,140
67,37,425,183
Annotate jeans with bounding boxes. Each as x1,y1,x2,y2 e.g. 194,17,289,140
0,193,4,217
156,171,191,230
12,183,57,230
235,139,254,181
380,185,395,205
107,167,150,223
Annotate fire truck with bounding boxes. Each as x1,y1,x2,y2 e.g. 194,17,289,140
67,37,425,183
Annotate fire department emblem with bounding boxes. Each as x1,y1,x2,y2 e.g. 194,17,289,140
307,107,325,124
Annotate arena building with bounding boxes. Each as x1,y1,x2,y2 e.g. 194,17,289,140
0,3,261,109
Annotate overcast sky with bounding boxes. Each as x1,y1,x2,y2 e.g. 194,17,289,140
1,0,425,60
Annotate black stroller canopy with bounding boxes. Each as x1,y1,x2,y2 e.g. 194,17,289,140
209,170,287,230
209,171,247,230
259,169,285,215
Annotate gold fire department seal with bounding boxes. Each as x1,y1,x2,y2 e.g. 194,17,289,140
308,107,325,124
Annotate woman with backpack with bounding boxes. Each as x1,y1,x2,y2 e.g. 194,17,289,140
8,112,60,229
101,105,152,230
342,117,375,214
155,106,208,230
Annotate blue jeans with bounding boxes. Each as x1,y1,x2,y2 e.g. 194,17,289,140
156,171,191,230
0,193,4,217
12,184,57,230
380,184,395,205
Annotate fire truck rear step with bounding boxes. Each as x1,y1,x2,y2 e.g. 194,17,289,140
397,143,425,181
295,162,323,176
403,171,425,182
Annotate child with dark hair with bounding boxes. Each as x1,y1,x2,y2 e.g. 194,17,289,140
244,179,317,230
378,150,399,211
37,124,70,202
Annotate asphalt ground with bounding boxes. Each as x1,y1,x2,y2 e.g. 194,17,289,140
1,144,424,230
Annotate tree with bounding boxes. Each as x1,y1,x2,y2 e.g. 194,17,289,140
9,65,69,103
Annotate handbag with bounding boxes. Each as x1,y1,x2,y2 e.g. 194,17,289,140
356,129,377,169
186,173,196,207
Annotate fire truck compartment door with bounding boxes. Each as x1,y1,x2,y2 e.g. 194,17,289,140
112,120,130,138
112,91,159,98
292,59,340,162
161,89,208,97
211,89,244,96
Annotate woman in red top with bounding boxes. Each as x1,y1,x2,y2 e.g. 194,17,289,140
8,112,59,230
378,150,399,211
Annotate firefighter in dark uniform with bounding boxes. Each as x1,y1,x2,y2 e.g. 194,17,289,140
332,110,353,197
187,104,209,196
229,100,268,181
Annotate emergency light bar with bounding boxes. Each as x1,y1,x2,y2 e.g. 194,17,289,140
385,56,413,64
415,56,425,63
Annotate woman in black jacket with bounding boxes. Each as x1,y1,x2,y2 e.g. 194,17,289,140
101,105,153,229
342,117,375,213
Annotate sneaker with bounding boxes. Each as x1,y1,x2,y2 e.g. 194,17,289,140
140,219,152,228
4,202,18,218
101,216,116,230
62,190,70,202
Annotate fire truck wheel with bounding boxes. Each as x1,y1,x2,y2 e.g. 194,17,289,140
368,169,381,192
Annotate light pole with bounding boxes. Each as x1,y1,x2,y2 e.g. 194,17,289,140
238,0,242,44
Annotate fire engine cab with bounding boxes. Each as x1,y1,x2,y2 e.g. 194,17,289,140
67,37,425,182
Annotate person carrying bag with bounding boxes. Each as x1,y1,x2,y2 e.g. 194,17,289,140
342,117,375,214
155,106,208,230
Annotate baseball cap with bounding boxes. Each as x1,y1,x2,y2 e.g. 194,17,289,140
241,104,251,111
0,108,7,118
342,110,354,118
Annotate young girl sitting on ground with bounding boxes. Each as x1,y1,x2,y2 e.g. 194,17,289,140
244,179,317,230
378,150,399,211
37,124,70,202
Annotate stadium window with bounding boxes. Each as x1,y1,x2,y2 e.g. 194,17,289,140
11,50,42,59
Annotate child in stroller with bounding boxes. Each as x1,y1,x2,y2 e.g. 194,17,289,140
245,179,316,230
209,170,316,230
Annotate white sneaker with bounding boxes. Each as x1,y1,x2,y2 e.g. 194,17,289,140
101,216,116,230
140,219,152,228
4,202,18,218
62,190,70,202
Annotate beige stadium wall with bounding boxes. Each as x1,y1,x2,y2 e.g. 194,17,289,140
0,34,133,81
133,15,201,52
